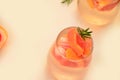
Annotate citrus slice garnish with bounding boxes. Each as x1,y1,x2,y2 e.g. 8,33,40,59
0,25,8,48
67,28,83,56
87,0,120,11
65,48,80,60
87,0,95,8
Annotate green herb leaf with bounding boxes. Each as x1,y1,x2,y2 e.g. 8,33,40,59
77,27,92,40
61,0,73,5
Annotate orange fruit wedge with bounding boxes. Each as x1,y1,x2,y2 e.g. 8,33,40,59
96,0,110,6
65,48,80,60
87,0,120,11
87,0,111,9
99,0,120,11
67,28,83,56
87,0,95,8
0,25,8,48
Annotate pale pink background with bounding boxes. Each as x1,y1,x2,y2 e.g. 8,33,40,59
0,0,120,80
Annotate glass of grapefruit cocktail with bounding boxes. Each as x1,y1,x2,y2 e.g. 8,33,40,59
77,0,120,26
47,26,93,80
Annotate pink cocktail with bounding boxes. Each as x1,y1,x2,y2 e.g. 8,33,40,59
47,27,93,80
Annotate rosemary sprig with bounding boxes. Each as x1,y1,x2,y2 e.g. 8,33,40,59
77,27,92,40
61,0,73,5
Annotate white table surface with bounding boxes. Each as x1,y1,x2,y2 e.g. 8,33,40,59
0,0,120,80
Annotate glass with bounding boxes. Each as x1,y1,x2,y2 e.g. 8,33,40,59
77,0,120,26
47,27,93,80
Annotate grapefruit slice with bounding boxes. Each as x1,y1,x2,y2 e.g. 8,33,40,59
98,0,120,11
87,0,120,11
65,48,80,60
76,33,86,50
87,0,95,8
67,28,83,56
83,38,92,57
76,33,92,57
0,25,8,48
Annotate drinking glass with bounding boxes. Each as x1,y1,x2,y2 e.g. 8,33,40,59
47,27,93,80
77,0,120,26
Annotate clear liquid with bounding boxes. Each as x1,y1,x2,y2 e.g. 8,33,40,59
77,0,120,26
